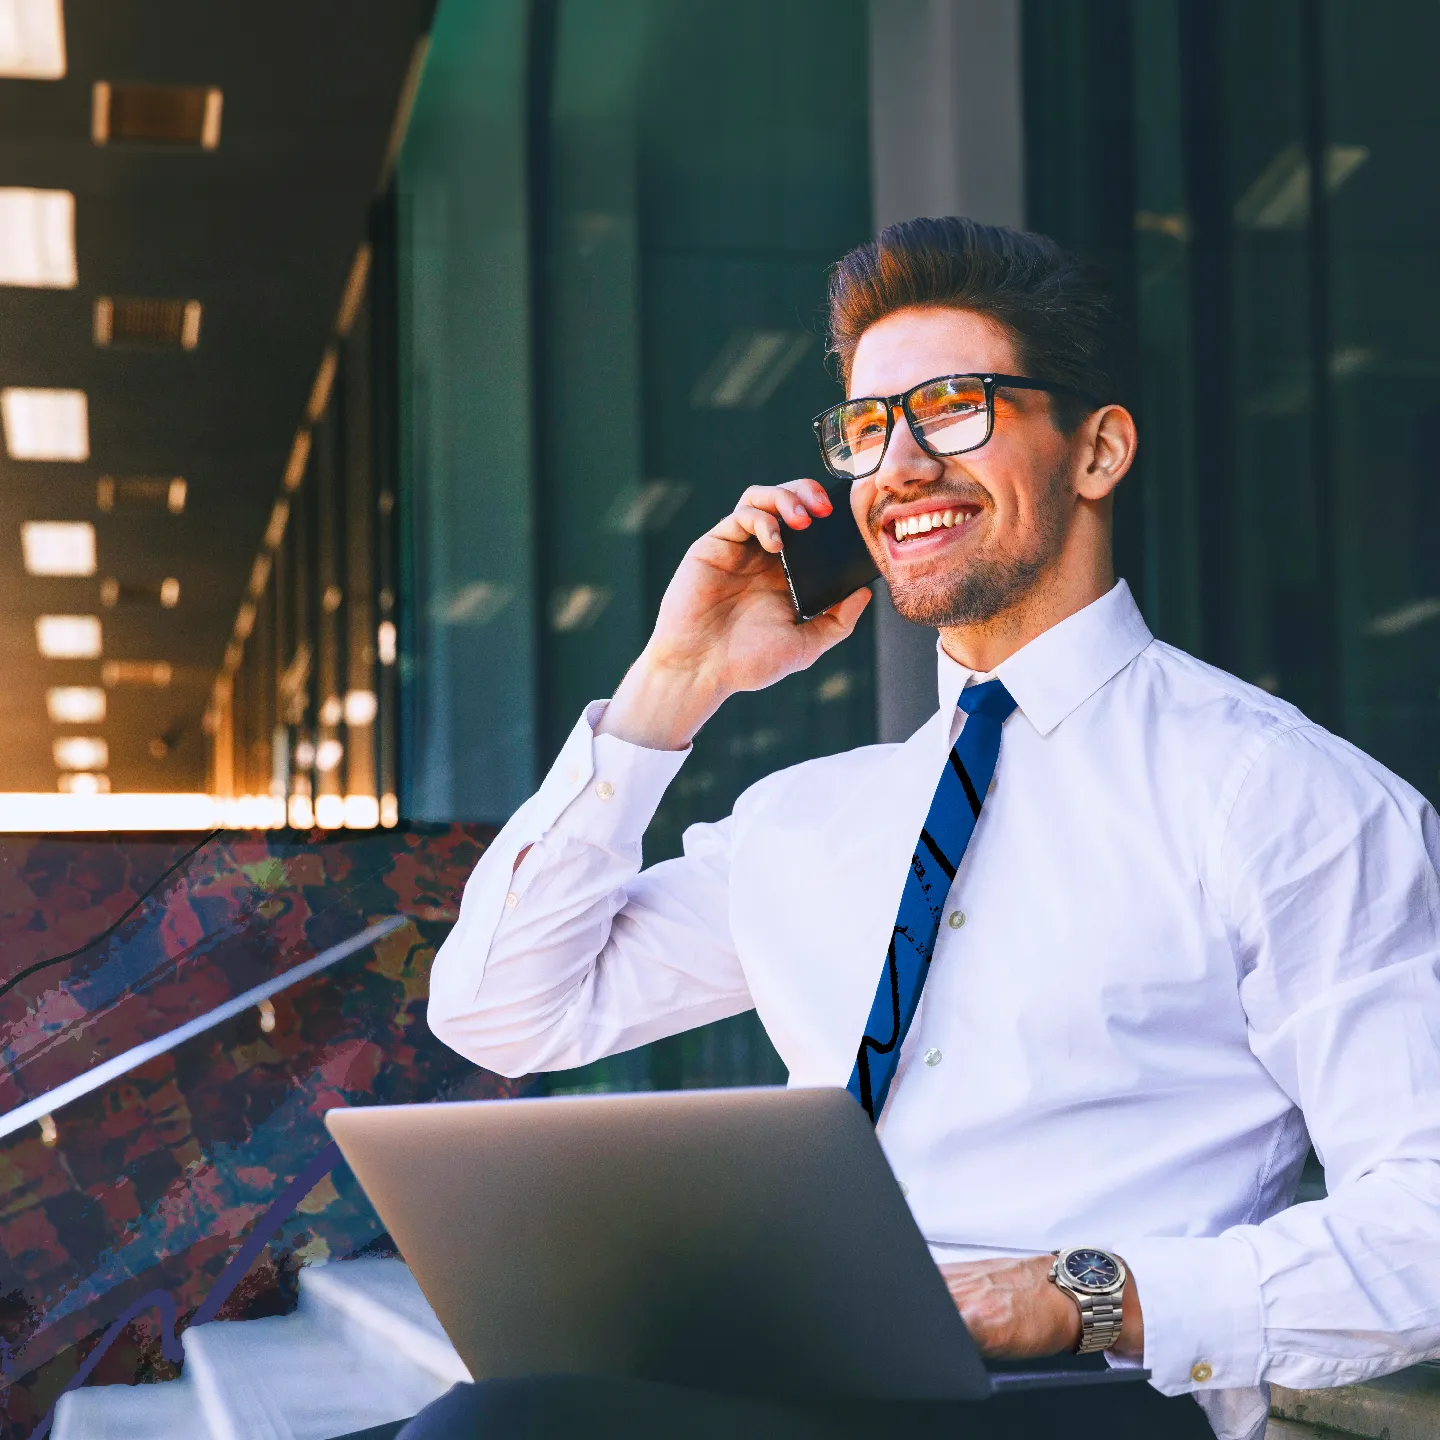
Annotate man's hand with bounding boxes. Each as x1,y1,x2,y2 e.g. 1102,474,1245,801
938,1255,1144,1360
597,480,871,751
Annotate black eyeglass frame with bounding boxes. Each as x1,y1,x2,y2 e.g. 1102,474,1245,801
810,372,1099,482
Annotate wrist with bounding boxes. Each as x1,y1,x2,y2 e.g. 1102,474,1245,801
1050,1282,1084,1352
597,650,728,751
1049,1247,1131,1356
1113,1268,1144,1359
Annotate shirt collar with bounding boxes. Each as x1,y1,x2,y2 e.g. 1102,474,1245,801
934,579,1153,736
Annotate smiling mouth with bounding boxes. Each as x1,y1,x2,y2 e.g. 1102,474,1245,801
886,505,981,545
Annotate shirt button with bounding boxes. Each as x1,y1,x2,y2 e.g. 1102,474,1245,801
565,765,580,784
898,1182,909,1198
924,1048,942,1067
1191,1363,1212,1384
947,910,966,929
504,891,519,909
595,780,614,801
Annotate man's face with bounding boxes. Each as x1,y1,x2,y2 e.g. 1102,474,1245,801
846,306,1080,630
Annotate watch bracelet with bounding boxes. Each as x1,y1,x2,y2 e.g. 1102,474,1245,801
1075,1293,1124,1354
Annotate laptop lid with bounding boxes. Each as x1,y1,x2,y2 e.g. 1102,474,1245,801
326,1086,1144,1402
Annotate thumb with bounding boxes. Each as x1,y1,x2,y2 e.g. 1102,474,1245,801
804,586,872,653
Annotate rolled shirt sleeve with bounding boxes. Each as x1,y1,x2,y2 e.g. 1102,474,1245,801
1119,724,1440,1410
428,701,754,1077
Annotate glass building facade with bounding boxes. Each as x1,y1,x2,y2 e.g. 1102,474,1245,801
394,0,1440,1093
1028,0,1440,801
396,0,876,1089
396,0,876,837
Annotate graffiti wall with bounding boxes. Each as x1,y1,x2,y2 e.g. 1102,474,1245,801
0,824,532,1438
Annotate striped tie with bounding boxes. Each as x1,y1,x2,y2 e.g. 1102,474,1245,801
847,678,1017,1122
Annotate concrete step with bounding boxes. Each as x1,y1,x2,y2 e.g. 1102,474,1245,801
1271,1368,1440,1440
45,1259,460,1440
1266,1420,1327,1439
51,1373,208,1440
298,1256,470,1387
182,1307,450,1440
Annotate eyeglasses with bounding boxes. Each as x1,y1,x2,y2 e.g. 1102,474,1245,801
811,372,1094,482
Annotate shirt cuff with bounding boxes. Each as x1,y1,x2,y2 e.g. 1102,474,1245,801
536,699,691,851
1115,1233,1265,1395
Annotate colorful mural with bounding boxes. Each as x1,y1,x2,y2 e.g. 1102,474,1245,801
0,824,531,1439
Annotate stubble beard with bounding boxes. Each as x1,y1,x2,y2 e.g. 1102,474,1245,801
877,463,1072,630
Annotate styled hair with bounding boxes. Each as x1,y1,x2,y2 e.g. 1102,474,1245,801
826,216,1131,430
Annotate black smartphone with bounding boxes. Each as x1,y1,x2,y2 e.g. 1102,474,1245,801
779,491,880,622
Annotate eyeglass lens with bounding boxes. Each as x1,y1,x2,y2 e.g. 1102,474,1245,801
819,376,990,479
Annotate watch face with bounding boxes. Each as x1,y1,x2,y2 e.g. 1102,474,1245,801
1063,1249,1120,1291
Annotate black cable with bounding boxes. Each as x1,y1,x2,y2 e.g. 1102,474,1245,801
0,831,220,1003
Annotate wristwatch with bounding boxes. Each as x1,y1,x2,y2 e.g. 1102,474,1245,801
1049,1247,1128,1354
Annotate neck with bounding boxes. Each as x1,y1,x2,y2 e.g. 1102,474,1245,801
937,529,1115,674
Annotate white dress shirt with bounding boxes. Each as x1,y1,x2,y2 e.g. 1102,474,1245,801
429,580,1440,1440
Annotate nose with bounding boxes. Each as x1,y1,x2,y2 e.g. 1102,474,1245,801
871,403,944,496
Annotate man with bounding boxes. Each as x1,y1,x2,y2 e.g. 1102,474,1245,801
415,218,1440,1439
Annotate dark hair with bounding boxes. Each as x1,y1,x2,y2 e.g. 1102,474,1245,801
826,216,1131,431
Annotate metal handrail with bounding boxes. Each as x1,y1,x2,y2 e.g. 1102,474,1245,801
0,914,406,1142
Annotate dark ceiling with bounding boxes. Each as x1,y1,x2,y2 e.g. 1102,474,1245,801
0,0,433,794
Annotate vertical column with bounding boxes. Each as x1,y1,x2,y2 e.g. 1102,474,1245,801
211,683,232,799
344,290,379,827
252,583,274,810
1125,0,1202,652
313,406,344,827
534,0,646,765
239,644,252,801
228,674,243,798
1176,1,1237,683
286,441,316,828
866,0,1024,741
1298,0,1339,734
270,511,291,816
396,0,538,823
372,196,402,827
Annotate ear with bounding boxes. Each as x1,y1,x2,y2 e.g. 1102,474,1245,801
1074,405,1137,502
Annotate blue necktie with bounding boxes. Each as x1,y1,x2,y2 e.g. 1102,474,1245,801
847,679,1017,1122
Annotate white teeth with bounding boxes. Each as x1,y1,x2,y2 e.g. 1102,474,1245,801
894,509,967,541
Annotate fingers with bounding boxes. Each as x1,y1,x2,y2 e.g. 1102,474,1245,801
777,477,835,516
713,481,834,553
729,504,786,553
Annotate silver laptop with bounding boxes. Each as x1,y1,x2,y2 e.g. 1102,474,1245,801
325,1086,1147,1402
